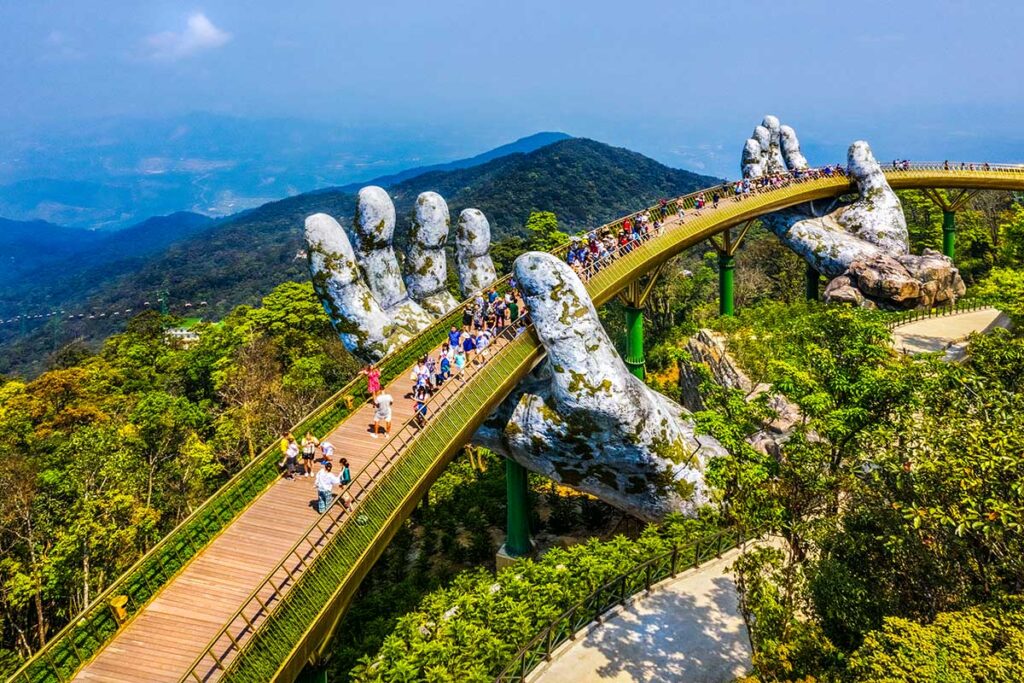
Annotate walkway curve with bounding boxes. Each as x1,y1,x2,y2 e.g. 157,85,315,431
12,163,1024,683
530,545,753,683
892,306,1011,358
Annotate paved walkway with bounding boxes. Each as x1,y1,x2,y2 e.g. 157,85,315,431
531,546,752,683
892,307,1011,359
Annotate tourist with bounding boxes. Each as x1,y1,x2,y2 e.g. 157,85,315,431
462,327,477,363
438,353,451,384
280,436,300,480
494,296,507,329
461,304,473,330
301,432,319,477
338,457,352,487
712,192,720,209
507,296,520,324
319,440,335,465
448,326,461,348
362,364,381,399
414,388,429,428
454,347,467,374
314,461,342,514
372,391,393,438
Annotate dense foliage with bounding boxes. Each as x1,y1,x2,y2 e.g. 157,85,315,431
695,304,1024,681
0,281,357,675
348,515,714,682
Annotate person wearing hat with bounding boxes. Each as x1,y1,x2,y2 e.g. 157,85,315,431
314,461,342,514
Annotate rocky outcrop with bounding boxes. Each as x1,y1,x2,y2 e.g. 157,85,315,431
475,253,727,522
306,187,498,362
744,116,965,311
679,329,804,458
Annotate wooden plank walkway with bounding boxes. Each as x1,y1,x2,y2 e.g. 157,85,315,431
71,203,703,682
73,346,442,682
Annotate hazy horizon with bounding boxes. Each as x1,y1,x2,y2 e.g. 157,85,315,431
2,1,1023,225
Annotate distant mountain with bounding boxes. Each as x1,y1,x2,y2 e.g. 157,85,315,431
335,132,572,192
0,113,558,229
0,212,214,316
0,137,718,376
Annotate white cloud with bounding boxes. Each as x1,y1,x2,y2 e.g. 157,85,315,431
44,30,85,60
146,13,231,61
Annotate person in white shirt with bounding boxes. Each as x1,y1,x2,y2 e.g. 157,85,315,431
372,392,393,438
314,462,342,513
319,440,335,465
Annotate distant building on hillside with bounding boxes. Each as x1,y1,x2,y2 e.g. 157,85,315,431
165,326,201,348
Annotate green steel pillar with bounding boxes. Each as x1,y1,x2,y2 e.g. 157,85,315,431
504,459,532,557
942,210,956,260
805,263,820,301
719,254,735,316
298,663,328,683
624,305,646,379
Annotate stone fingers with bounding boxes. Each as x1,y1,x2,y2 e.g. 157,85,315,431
505,251,725,520
455,208,497,297
404,192,459,316
354,187,434,331
779,125,808,171
839,141,909,254
304,213,407,361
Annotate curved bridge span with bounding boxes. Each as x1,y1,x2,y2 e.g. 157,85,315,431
11,163,1024,683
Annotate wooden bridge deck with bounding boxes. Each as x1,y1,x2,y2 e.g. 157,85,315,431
74,354,433,682
70,206,704,682
67,196,754,681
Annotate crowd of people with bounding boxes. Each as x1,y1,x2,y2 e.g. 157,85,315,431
560,164,854,276
278,283,531,516
277,431,353,513
289,162,877,517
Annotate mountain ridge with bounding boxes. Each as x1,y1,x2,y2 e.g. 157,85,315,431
0,137,718,375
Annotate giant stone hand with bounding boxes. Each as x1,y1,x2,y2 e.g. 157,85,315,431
744,116,965,309
476,252,727,522
305,187,496,361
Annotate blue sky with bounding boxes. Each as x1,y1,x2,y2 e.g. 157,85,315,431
2,0,1024,178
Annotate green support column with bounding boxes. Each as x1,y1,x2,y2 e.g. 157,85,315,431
719,253,735,316
942,210,956,260
504,459,532,557
298,663,328,683
805,263,820,301
624,305,646,380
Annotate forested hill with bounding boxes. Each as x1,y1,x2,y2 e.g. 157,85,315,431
0,138,718,376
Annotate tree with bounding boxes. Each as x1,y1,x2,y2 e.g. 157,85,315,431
524,211,568,252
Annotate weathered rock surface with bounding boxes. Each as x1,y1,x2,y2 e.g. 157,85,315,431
306,188,499,361
305,213,411,360
678,329,804,458
455,209,497,296
353,187,434,332
476,253,727,522
744,116,964,310
404,192,460,316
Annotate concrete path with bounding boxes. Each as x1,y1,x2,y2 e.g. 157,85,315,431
531,546,752,683
892,307,1011,359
